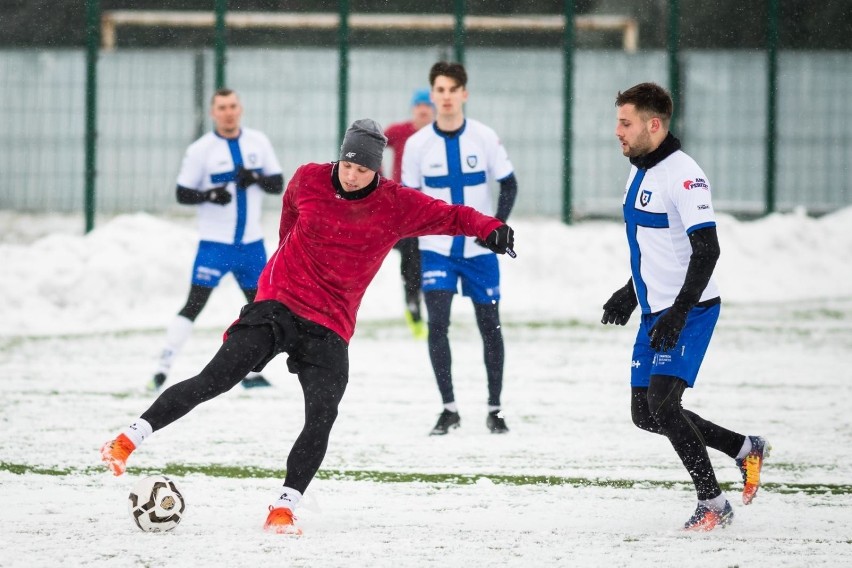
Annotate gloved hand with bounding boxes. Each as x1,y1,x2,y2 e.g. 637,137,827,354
601,283,638,326
478,224,515,255
649,306,688,352
235,166,259,189
204,186,231,206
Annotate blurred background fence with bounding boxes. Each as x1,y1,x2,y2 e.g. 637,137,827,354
1,1,850,230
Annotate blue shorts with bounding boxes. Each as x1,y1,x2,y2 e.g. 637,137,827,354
191,239,267,290
420,250,500,304
630,303,720,388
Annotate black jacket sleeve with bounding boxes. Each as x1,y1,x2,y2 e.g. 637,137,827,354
495,173,518,222
672,226,721,312
176,185,207,204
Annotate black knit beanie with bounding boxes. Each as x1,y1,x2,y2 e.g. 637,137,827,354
339,118,387,172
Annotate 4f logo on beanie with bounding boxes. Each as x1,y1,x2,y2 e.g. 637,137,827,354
345,152,356,158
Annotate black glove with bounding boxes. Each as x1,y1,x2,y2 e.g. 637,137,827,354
601,282,638,326
235,166,259,189
649,305,688,352
204,187,231,206
478,224,515,255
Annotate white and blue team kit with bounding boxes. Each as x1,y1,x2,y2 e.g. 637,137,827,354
401,118,514,302
624,149,720,387
176,128,282,289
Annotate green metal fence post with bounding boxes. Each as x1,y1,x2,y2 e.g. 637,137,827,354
454,0,465,65
84,0,99,233
338,0,350,148
214,0,227,89
194,51,206,139
765,0,778,215
562,0,574,225
667,0,682,135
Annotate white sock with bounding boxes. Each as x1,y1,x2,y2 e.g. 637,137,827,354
736,436,753,460
700,494,728,512
443,402,458,413
122,418,153,448
155,315,194,375
488,405,501,413
273,487,303,511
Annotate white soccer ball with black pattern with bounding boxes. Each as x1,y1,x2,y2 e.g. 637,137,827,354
127,475,185,532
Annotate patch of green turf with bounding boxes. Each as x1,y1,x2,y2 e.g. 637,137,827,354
3,461,851,496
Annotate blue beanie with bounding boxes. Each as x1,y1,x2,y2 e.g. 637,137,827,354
411,88,433,108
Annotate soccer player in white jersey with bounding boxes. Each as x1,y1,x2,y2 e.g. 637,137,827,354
402,62,518,435
602,82,769,531
149,88,284,391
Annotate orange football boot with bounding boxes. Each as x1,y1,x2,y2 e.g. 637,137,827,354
100,433,136,476
737,436,771,505
263,506,303,536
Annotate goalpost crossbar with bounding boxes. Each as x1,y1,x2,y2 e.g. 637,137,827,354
101,11,638,52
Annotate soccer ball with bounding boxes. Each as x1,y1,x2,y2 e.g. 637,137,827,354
127,475,185,532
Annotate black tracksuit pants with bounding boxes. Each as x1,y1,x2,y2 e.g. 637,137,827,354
424,290,504,407
141,300,349,495
394,237,422,320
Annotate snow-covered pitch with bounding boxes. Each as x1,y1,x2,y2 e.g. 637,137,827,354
1,210,851,567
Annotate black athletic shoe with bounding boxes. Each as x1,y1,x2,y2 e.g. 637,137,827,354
430,410,461,435
147,372,167,392
486,410,509,433
241,375,272,389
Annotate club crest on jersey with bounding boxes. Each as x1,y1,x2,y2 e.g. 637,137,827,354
640,189,652,207
466,155,478,168
683,178,709,191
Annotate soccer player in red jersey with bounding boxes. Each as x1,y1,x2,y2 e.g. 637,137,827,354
102,118,515,535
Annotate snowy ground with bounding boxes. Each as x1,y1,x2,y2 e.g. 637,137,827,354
1,210,852,566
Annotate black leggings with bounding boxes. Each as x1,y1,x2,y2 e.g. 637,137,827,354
424,290,504,407
631,375,745,501
141,315,348,494
178,284,257,321
394,238,422,316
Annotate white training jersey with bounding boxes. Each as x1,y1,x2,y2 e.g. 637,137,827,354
176,127,282,245
622,149,719,314
401,118,514,258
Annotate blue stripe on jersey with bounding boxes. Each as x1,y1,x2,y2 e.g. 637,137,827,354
687,220,716,234
207,135,248,244
227,138,247,244
623,168,670,313
423,121,487,258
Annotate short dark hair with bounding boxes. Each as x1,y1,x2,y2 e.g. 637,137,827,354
429,61,467,88
615,83,672,126
211,88,236,104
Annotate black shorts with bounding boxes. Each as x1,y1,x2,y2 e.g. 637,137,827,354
225,300,348,375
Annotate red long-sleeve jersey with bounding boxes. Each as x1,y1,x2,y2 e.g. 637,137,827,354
255,162,504,342
384,120,417,182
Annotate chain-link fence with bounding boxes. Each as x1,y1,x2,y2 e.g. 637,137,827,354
1,4,850,225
